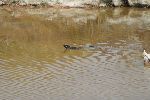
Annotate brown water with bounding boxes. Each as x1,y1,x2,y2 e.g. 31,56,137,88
0,7,150,100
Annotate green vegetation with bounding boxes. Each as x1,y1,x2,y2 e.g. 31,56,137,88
133,3,150,8
101,0,114,6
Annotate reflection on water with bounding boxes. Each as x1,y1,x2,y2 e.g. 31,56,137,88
0,7,150,100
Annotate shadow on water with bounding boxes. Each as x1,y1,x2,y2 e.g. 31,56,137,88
0,7,150,100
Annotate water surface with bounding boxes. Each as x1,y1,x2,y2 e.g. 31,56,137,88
0,7,150,100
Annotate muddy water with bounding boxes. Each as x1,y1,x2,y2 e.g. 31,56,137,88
0,7,150,100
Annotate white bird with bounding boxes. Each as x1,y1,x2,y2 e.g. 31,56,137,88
143,50,150,64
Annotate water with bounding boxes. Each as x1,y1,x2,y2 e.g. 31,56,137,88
0,7,150,100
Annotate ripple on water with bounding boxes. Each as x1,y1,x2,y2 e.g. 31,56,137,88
0,46,150,100
0,7,150,100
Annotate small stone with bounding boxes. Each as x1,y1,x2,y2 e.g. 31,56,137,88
0,1,5,5
113,0,123,6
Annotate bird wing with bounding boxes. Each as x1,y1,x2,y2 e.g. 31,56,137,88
147,54,150,58
144,54,150,62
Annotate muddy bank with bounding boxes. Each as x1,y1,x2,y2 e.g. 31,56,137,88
0,0,150,8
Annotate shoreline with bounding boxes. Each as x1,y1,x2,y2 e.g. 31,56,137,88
0,2,149,9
